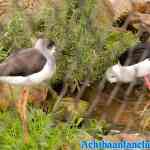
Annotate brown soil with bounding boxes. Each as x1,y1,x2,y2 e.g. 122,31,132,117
82,82,150,132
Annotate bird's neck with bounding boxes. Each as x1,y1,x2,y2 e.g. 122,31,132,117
34,39,56,57
34,39,45,51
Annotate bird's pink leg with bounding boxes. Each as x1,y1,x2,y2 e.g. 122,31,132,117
16,87,29,144
143,75,150,116
144,75,150,90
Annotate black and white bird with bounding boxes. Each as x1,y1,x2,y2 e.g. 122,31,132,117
0,38,56,143
106,42,150,89
0,38,56,85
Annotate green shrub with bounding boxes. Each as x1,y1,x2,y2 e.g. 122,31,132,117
0,107,110,150
0,0,139,86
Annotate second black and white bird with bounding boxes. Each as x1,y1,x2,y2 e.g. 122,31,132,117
106,42,150,89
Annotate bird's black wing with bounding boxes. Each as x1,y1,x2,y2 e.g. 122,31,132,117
0,48,47,76
118,43,150,66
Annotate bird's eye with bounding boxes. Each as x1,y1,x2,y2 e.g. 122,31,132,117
47,40,55,49
111,75,116,78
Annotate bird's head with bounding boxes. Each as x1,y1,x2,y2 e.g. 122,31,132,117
34,38,56,55
105,64,121,83
47,40,56,55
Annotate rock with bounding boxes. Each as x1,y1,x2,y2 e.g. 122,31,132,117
102,132,150,142
109,0,132,19
109,0,150,19
120,133,146,141
53,97,89,122
103,134,122,141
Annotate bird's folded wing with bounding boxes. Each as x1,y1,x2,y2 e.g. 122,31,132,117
0,49,47,76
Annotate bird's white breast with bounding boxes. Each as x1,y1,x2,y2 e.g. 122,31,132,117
120,59,150,81
133,59,150,77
